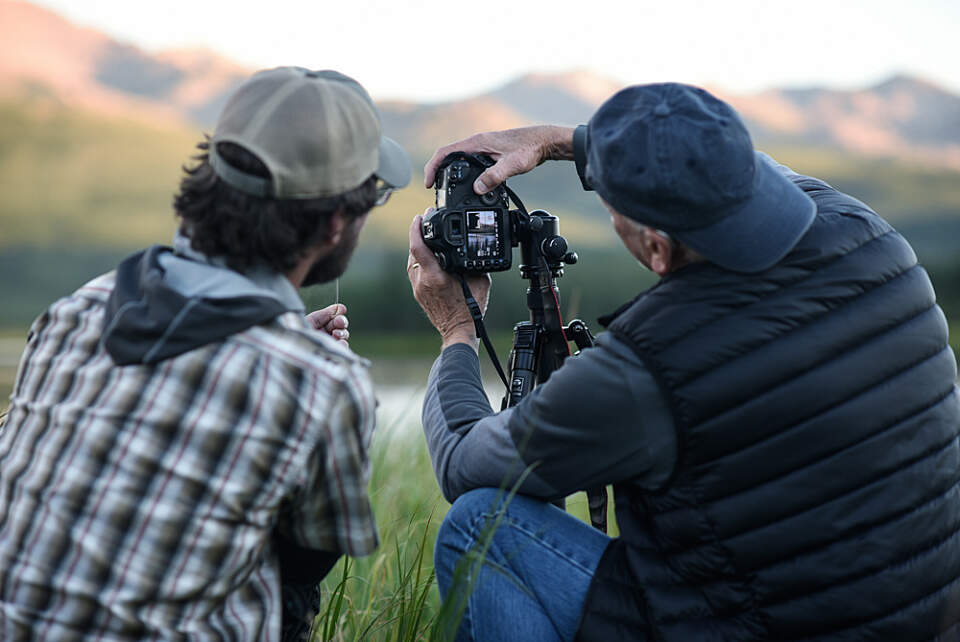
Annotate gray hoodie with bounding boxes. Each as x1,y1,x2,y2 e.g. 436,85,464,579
102,234,304,365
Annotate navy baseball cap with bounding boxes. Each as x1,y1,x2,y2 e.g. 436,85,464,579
585,83,815,273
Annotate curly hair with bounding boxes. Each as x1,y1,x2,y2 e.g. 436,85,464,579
173,139,377,274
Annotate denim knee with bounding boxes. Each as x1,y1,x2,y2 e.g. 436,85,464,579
445,488,502,530
436,488,501,556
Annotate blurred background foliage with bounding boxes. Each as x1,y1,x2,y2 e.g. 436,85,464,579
3,2,960,400
2,90,959,348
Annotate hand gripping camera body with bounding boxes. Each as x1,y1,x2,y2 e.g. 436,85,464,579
421,153,513,273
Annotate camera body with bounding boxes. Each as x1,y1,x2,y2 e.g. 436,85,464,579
421,153,512,273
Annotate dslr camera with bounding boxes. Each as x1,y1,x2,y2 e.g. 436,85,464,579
421,153,512,273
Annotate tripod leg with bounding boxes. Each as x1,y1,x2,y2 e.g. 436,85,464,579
503,323,539,408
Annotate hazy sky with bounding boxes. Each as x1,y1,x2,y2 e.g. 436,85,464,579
30,0,960,102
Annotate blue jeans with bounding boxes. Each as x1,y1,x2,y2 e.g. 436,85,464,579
434,488,612,642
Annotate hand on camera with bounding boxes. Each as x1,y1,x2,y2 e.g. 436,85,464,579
407,210,491,350
306,303,349,345
423,126,575,195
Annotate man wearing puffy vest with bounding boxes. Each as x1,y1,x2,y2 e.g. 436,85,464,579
406,83,960,640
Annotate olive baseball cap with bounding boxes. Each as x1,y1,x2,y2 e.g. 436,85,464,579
209,66,411,199
585,83,816,273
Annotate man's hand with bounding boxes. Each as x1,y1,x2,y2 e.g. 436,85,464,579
408,211,491,350
424,125,575,195
306,303,349,345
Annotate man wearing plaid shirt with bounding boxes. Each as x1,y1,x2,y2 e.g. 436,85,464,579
0,67,410,640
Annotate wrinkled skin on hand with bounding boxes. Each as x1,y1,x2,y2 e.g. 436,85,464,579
423,125,575,195
407,210,490,350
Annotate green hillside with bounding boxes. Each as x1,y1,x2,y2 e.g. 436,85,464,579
5,96,960,249
0,95,588,247
0,95,196,247
760,144,960,221
3,96,960,332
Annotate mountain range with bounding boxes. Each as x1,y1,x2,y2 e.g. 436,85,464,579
0,1,247,124
2,0,960,171
2,0,960,332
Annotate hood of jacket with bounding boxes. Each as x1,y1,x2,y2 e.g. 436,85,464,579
102,234,305,365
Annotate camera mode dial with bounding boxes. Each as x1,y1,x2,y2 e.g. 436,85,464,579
480,191,500,206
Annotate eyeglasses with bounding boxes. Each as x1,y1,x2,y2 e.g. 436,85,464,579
375,181,395,207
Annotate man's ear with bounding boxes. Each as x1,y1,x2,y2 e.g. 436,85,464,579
323,209,349,248
645,230,674,277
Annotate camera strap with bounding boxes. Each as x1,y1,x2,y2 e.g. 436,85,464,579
503,184,528,218
457,274,510,389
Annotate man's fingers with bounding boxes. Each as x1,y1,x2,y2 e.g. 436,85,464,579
408,214,425,260
473,153,532,194
408,211,435,266
307,303,346,330
426,127,557,190
424,143,461,187
424,148,447,188
306,303,350,344
324,315,348,331
474,166,507,195
424,134,492,188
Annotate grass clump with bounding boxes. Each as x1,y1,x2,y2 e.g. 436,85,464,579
312,392,446,641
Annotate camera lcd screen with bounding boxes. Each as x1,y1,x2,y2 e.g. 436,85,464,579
466,210,501,259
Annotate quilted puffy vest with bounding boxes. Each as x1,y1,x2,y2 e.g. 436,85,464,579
577,176,960,641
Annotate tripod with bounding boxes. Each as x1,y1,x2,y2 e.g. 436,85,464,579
501,209,609,533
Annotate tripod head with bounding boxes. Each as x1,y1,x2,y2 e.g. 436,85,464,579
516,209,579,280
503,209,594,408
517,210,574,344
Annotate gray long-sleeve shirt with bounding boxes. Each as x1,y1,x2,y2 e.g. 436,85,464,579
420,153,811,504
422,332,678,503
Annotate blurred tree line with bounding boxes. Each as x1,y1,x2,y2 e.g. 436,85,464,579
3,235,960,354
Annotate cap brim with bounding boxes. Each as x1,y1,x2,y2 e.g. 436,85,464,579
377,136,411,189
673,153,816,273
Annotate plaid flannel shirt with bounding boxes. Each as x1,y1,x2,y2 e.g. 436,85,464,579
0,271,378,640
